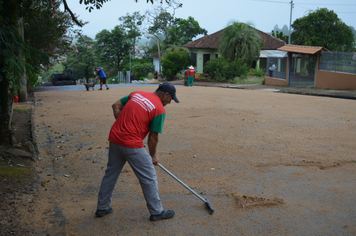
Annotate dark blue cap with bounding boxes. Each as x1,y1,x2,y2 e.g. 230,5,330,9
158,82,179,103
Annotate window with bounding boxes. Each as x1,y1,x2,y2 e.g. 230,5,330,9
203,54,210,68
191,53,197,67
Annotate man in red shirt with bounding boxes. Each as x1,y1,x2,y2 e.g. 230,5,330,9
187,65,195,87
95,82,179,221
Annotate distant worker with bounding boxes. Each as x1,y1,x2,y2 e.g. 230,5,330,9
183,68,188,86
186,65,195,87
95,67,109,90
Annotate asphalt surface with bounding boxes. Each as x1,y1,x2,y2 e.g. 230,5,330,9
170,80,356,100
36,81,356,100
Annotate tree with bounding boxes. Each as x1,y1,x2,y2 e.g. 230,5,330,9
82,0,172,12
141,41,163,59
272,30,288,42
165,16,207,47
145,0,182,72
146,0,182,41
0,0,85,144
349,26,356,47
219,22,262,66
64,36,96,83
119,12,145,58
0,0,171,145
161,46,190,80
95,26,131,71
291,8,355,52
273,24,289,36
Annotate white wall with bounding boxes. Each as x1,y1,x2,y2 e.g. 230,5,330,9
153,58,161,72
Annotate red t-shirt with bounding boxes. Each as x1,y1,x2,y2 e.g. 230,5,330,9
188,69,195,76
108,91,166,148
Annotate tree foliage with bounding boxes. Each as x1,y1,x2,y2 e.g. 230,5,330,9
81,0,172,12
146,0,182,42
291,8,355,52
219,22,262,66
95,26,131,71
273,24,289,36
0,0,85,144
119,11,145,58
161,46,190,80
145,1,182,73
64,36,96,83
272,30,288,42
165,16,207,47
25,1,86,76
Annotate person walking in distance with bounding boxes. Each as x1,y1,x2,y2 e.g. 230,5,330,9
183,67,188,86
95,82,180,221
95,67,109,90
187,65,195,87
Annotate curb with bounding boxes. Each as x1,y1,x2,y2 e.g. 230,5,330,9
30,94,39,161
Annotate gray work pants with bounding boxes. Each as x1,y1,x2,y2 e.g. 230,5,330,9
97,142,163,215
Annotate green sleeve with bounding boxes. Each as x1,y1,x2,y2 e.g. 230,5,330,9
150,113,166,134
120,94,131,106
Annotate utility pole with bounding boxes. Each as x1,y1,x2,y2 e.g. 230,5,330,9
289,0,294,45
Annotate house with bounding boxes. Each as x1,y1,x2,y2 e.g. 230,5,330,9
149,52,163,73
265,45,356,90
182,26,286,73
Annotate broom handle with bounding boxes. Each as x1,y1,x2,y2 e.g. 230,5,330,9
158,163,206,203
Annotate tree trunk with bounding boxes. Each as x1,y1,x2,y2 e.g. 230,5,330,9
156,38,162,74
0,71,14,145
18,17,27,102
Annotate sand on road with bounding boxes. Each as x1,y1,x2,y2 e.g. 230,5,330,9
22,85,356,235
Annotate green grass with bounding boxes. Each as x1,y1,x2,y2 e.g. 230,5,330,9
13,108,30,113
233,76,265,84
51,64,64,72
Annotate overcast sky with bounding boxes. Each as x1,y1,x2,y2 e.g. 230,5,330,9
67,0,356,41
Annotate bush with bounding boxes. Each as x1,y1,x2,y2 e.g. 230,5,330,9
147,72,153,79
132,63,154,79
250,68,265,77
120,57,152,72
204,58,249,81
162,46,191,80
107,76,118,84
204,57,226,80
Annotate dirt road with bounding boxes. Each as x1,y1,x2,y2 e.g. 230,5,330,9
23,85,356,235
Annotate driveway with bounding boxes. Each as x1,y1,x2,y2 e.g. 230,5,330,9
20,84,356,235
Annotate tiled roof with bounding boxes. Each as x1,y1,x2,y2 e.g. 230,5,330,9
278,45,328,54
183,25,285,50
149,52,164,58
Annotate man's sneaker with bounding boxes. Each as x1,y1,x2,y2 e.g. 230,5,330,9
95,206,113,217
98,88,103,90
106,88,109,90
149,210,175,221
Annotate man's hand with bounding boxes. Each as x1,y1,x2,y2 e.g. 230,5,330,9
148,131,159,165
151,154,159,165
